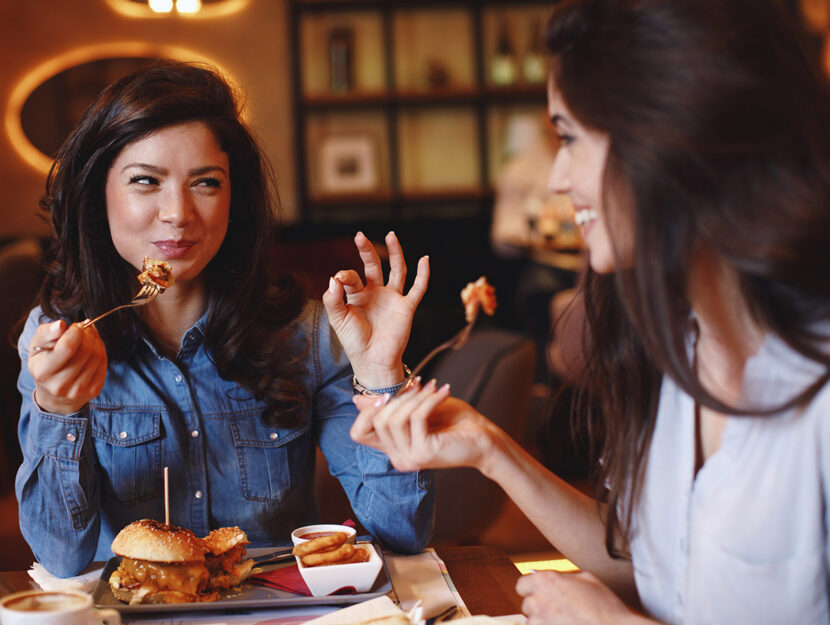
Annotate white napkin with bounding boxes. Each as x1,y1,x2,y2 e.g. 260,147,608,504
302,596,410,625
27,562,104,594
385,551,459,617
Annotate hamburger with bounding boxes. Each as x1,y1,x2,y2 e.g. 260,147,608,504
109,519,215,605
203,526,255,592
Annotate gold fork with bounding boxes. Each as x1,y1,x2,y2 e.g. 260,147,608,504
393,306,479,397
31,282,162,355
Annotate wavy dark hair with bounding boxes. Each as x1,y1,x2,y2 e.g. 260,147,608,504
38,60,308,427
545,0,830,558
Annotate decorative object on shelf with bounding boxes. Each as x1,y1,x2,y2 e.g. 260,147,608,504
491,18,517,86
329,27,354,93
319,134,379,194
522,17,547,85
426,59,451,89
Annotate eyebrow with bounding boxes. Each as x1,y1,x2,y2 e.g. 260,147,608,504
550,114,571,128
120,163,228,177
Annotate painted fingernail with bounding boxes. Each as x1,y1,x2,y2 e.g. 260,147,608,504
329,277,337,293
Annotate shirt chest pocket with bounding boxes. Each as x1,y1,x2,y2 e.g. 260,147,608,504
91,410,161,504
230,413,307,503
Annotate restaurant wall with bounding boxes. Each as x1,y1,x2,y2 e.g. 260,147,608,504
0,0,297,239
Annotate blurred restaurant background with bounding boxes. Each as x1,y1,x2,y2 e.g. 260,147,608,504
1,0,828,571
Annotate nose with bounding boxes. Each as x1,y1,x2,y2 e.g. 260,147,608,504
547,149,570,195
158,186,194,227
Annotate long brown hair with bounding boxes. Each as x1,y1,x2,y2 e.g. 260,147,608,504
545,0,830,557
38,60,308,427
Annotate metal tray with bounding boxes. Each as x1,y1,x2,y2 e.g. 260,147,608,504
91,545,392,613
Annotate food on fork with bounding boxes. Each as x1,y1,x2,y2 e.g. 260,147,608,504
138,257,175,290
109,519,214,605
203,526,256,593
460,276,497,322
292,531,369,567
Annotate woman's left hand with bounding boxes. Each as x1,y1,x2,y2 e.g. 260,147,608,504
322,231,429,389
516,570,650,625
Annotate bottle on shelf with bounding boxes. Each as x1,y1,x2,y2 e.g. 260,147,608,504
491,18,517,87
522,17,547,85
329,27,354,93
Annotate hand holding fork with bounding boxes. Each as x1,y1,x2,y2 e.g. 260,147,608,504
31,281,162,355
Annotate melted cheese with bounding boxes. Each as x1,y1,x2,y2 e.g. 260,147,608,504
121,558,208,596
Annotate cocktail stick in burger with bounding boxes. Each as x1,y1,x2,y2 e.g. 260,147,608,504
109,519,215,605
203,526,255,592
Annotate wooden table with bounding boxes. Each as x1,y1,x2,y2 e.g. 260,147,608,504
0,545,523,616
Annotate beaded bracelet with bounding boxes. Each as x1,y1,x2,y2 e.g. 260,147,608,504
352,365,412,396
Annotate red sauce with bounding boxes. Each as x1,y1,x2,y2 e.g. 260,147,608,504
298,531,338,540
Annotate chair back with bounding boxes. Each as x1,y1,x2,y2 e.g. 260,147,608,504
426,328,535,545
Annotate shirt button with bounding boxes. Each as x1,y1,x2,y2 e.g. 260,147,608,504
194,490,203,499
119,431,127,439
66,433,76,442
175,374,183,383
269,432,278,441
191,430,200,438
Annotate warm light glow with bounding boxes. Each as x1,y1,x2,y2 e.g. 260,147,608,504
105,0,249,19
176,0,202,13
5,43,240,175
148,0,173,12
514,558,579,574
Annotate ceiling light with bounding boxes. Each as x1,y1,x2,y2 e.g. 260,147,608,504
148,0,173,13
176,0,202,13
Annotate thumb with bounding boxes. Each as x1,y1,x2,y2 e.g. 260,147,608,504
322,276,348,329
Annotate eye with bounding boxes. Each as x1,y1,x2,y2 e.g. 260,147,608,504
194,177,222,188
557,133,575,147
129,175,159,186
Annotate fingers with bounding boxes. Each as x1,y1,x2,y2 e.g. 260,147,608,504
406,255,430,306
322,276,348,328
29,322,107,414
354,231,384,287
385,231,406,292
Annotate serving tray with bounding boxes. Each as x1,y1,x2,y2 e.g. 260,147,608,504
91,545,392,613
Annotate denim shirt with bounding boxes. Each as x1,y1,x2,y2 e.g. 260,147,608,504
16,301,434,577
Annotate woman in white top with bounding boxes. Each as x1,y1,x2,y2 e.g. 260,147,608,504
342,0,830,623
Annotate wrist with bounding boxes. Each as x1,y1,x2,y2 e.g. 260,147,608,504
34,390,83,417
476,421,512,479
352,363,409,393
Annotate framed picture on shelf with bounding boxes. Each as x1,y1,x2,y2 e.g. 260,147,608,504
319,134,379,194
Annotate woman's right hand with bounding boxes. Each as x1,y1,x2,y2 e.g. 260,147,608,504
350,381,503,473
27,320,107,415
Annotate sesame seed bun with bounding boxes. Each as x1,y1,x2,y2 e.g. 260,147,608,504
111,519,207,563
203,526,249,556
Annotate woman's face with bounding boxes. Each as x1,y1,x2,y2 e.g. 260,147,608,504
547,80,621,274
105,121,231,287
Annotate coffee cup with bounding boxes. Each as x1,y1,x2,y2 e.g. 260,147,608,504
0,590,120,625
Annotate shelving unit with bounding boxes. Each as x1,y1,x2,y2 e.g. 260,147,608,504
289,0,554,225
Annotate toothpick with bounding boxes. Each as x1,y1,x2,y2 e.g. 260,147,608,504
163,466,170,526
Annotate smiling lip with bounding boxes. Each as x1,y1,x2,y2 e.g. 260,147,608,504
152,240,195,259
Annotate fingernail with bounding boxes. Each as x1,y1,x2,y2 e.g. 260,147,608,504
328,277,337,293
426,378,437,389
373,394,391,407
50,320,62,335
387,230,395,238
440,383,451,392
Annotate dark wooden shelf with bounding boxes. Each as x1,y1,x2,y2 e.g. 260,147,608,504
291,0,552,223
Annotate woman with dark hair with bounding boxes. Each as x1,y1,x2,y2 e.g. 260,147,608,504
349,0,830,622
17,60,433,577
